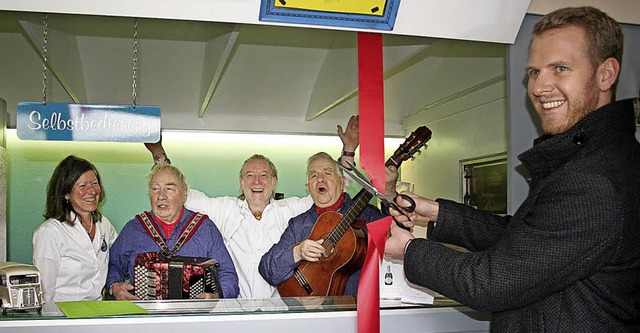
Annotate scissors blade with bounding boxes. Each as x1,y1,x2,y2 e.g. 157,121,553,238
338,163,383,198
339,164,412,231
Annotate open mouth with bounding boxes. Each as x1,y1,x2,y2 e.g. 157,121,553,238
251,188,264,194
317,185,327,194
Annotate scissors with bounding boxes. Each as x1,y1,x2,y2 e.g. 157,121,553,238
339,161,416,231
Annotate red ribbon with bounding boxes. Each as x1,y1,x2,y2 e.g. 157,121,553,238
357,32,385,192
357,216,391,333
356,32,386,333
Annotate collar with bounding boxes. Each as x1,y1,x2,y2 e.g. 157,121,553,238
519,99,636,183
152,207,185,226
314,192,346,215
238,198,274,217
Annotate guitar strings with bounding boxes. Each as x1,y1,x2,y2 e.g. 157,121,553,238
323,196,369,250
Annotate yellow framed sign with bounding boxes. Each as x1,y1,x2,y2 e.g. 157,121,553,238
259,0,401,31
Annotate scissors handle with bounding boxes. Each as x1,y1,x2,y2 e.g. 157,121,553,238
395,193,416,213
381,194,416,231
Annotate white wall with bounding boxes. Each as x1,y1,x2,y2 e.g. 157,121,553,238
402,94,507,203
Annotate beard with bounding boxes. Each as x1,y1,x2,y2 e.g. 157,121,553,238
540,76,600,135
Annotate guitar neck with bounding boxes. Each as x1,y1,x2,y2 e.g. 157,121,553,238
324,189,373,248
329,153,397,242
323,126,432,247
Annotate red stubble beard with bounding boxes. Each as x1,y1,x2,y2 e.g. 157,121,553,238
535,75,600,135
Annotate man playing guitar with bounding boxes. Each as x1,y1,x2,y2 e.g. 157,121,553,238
259,152,385,296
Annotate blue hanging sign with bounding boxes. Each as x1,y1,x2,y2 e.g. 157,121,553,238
17,102,161,143
259,0,401,31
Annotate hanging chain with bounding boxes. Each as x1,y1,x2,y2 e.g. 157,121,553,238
132,18,139,108
42,14,49,105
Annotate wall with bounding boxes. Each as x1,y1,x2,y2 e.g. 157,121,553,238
400,54,508,202
6,130,402,264
0,98,5,261
399,92,507,238
401,100,507,199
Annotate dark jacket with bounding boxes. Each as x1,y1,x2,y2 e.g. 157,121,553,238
404,99,640,332
259,193,384,296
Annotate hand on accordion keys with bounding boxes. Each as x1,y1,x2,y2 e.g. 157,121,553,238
109,282,140,300
195,292,220,299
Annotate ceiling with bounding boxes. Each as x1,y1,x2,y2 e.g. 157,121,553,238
0,11,507,136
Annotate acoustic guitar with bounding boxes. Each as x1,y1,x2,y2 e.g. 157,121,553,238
277,126,432,297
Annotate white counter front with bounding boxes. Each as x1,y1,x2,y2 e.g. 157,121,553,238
0,297,490,333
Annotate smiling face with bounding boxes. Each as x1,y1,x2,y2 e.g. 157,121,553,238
240,158,277,211
305,154,345,208
65,170,101,219
149,168,187,224
526,25,610,135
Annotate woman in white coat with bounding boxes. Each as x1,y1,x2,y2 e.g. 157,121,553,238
33,155,118,308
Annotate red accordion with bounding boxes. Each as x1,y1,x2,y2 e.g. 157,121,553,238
133,252,222,300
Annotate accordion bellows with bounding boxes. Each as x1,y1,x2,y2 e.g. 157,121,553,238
133,252,222,300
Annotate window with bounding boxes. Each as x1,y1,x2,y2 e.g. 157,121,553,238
460,153,508,215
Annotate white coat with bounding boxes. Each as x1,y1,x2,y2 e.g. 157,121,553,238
32,213,118,307
185,189,312,298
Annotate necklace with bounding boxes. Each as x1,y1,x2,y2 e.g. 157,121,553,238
253,211,263,220
84,222,94,235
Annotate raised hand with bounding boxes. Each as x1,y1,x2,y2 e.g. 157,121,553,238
385,165,399,196
337,115,359,153
144,139,171,165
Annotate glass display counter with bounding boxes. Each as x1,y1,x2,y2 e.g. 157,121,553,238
0,296,490,332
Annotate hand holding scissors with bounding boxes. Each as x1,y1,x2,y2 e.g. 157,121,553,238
339,162,415,231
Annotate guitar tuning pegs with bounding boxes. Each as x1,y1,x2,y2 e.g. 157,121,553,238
411,156,416,161
416,150,422,155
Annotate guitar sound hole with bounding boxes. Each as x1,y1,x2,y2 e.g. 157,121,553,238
324,245,335,257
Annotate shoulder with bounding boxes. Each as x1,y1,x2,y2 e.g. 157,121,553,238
270,195,313,211
99,215,116,228
185,209,219,229
33,218,71,250
288,209,317,227
188,189,239,204
183,207,208,220
34,218,66,235
98,215,118,235
119,216,145,235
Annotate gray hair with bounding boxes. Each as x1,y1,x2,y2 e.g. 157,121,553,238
238,154,278,199
306,152,343,177
148,164,189,191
